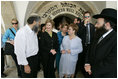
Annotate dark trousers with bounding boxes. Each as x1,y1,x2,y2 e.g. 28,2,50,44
20,54,38,78
1,48,5,75
82,44,91,78
42,53,56,78
92,73,117,78
37,52,41,71
75,44,91,78
10,52,21,77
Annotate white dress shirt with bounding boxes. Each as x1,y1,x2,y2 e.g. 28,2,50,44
14,24,39,65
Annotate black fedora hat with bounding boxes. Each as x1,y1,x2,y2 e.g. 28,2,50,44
93,8,117,23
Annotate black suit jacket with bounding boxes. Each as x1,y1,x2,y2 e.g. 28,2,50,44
86,30,117,77
40,31,59,59
77,22,95,46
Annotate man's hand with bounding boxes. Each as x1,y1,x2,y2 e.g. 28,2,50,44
50,49,56,55
84,19,90,26
24,65,31,74
61,50,66,54
84,64,92,75
10,40,14,45
7,40,14,45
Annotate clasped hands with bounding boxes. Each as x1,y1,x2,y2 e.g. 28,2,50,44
50,49,56,55
61,49,71,54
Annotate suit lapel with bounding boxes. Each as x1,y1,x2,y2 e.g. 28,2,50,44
46,31,53,39
91,30,115,63
96,30,115,47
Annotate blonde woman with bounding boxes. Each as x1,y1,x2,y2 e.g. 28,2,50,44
40,19,59,78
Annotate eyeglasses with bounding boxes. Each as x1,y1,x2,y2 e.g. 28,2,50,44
84,16,90,18
12,23,18,25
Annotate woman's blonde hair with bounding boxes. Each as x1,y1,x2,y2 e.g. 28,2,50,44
45,19,55,28
11,18,18,23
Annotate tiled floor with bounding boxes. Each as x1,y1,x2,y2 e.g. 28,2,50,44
3,66,84,78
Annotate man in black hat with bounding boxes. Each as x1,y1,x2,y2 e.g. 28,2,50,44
84,8,117,78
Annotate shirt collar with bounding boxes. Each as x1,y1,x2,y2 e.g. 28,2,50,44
25,24,33,33
102,29,113,38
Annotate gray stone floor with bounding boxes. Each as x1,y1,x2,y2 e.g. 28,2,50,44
3,66,84,78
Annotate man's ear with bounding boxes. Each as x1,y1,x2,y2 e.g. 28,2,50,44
33,21,36,25
105,22,111,29
105,22,110,27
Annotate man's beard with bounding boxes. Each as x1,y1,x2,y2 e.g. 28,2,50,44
32,23,39,33
94,24,108,40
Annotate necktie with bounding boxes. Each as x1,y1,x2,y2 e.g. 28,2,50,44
97,36,103,44
85,23,91,44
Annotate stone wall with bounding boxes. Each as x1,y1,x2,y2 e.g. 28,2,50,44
1,1,16,33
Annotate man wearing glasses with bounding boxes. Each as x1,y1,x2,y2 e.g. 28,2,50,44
76,11,95,78
2,18,22,77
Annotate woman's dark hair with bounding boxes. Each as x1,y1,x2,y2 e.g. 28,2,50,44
77,17,81,22
83,11,91,16
41,24,45,31
27,15,41,24
61,23,68,28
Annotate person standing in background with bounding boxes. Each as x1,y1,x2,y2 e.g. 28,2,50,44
73,17,81,25
2,18,21,77
37,24,46,71
56,23,68,74
14,15,41,78
73,17,82,77
57,23,62,31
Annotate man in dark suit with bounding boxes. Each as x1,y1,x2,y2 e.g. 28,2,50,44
75,11,95,77
84,8,117,78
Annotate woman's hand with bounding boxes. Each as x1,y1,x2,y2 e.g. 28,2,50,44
61,50,66,54
50,49,56,55
67,49,71,54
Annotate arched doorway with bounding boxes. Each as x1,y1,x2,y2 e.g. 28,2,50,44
24,1,101,25
53,14,76,30
25,1,90,24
